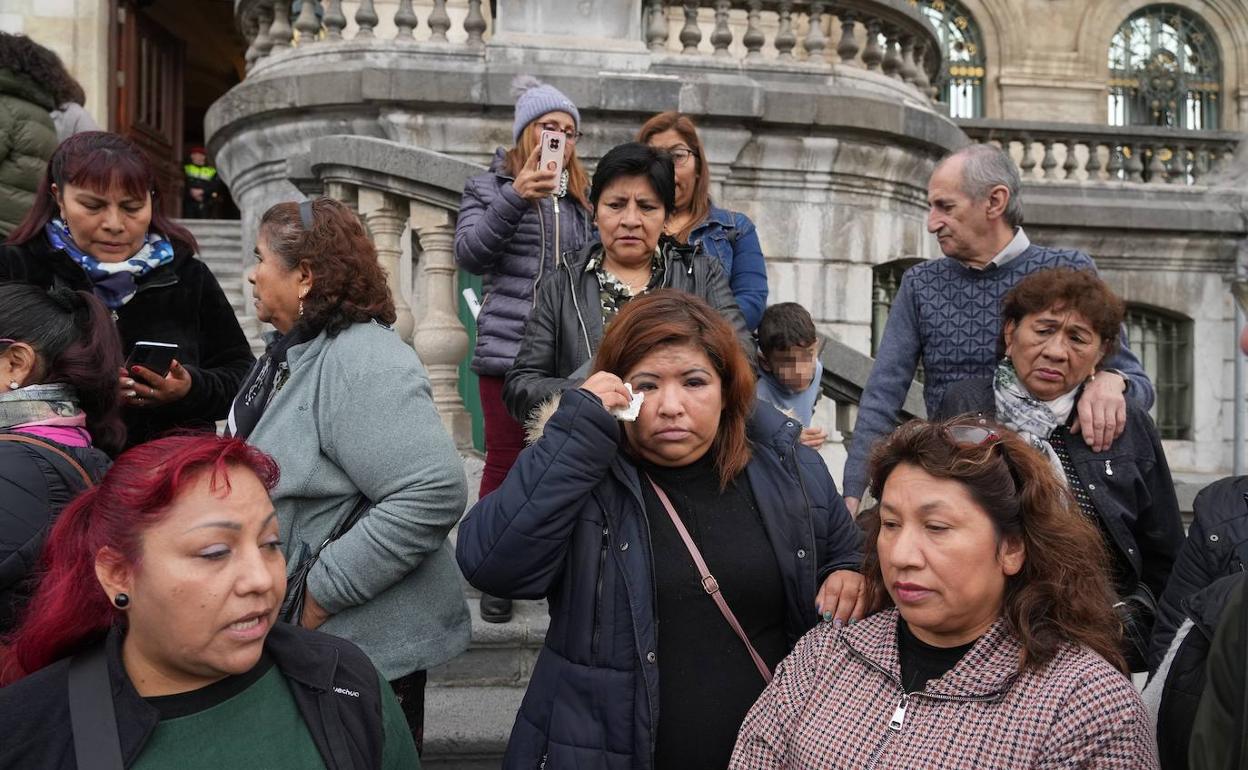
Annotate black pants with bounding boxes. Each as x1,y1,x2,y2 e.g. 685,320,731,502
389,670,428,755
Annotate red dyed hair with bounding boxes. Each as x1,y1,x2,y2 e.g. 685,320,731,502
5,131,198,253
1,435,280,683
592,290,756,487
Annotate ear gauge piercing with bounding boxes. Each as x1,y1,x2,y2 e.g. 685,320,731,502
113,593,130,609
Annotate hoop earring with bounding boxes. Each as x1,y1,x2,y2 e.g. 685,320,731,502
113,593,130,609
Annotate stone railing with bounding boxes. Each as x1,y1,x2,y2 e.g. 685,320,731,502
238,0,489,71
645,0,939,95
959,119,1242,186
819,333,925,453
287,135,486,449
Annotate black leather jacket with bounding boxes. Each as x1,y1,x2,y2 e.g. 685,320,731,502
503,238,755,424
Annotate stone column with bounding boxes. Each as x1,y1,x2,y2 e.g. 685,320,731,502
410,201,473,449
359,188,416,343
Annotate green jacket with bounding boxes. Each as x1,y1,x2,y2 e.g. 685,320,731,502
0,68,56,239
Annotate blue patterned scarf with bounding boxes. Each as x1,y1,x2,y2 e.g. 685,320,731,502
45,218,175,309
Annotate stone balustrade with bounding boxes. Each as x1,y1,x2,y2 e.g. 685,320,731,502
818,333,924,454
286,135,485,450
645,0,940,97
237,0,489,71
959,119,1242,186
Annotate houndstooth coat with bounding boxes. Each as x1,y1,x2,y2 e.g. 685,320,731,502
731,608,1158,769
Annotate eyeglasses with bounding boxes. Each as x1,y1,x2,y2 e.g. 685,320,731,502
537,123,583,143
943,424,1001,447
667,148,696,167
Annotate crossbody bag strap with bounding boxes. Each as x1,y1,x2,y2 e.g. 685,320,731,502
645,476,773,684
0,433,93,489
68,645,125,770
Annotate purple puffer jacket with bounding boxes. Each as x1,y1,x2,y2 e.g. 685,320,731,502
455,148,593,377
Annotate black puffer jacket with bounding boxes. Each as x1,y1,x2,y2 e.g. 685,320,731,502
0,234,254,447
0,623,389,769
502,239,754,423
0,433,109,633
937,377,1185,603
1149,476,1248,671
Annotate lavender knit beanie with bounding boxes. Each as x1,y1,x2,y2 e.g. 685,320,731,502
511,75,580,143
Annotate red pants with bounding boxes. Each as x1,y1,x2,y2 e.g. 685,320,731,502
478,375,526,499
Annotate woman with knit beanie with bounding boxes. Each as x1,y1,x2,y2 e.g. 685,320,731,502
455,75,592,623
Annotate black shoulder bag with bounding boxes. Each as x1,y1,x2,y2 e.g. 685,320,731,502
67,644,124,770
279,495,371,625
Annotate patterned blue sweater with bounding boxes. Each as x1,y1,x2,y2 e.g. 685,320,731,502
843,245,1155,498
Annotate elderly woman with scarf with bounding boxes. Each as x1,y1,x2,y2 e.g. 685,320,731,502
0,131,254,448
934,267,1184,671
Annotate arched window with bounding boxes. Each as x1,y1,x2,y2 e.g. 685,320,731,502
920,0,986,118
1108,5,1221,129
1125,304,1193,440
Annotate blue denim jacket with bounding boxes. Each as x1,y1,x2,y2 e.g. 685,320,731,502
689,204,768,330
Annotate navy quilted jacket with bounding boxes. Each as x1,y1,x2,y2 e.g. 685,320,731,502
454,148,593,377
456,389,863,769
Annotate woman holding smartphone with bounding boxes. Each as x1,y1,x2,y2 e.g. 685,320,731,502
455,75,593,624
0,131,254,449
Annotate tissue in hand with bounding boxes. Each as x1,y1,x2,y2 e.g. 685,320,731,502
611,383,645,422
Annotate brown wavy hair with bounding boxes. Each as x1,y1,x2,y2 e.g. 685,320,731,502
1000,268,1125,358
504,119,591,213
860,418,1126,673
637,111,711,243
258,198,396,336
592,290,755,488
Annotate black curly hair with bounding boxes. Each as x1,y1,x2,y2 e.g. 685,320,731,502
0,32,85,106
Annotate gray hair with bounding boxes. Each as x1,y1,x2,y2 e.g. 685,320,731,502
942,144,1024,227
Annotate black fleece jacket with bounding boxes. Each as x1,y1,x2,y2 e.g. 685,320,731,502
0,234,254,447
0,623,387,769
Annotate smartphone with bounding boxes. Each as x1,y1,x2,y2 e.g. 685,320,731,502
539,129,566,180
462,288,482,320
125,341,179,378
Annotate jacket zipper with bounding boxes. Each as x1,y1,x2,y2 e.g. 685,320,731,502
592,525,608,656
553,193,562,268
565,263,593,364
533,202,547,299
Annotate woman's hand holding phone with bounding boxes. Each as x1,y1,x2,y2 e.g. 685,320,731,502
512,142,559,201
121,360,193,408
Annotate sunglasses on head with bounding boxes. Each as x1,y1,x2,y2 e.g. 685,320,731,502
944,424,1001,447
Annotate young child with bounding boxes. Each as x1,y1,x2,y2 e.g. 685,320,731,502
756,302,827,449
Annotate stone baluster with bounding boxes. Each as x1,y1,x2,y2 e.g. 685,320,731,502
243,17,262,71
912,40,931,94
1168,145,1187,184
268,2,293,50
394,0,418,40
1125,144,1145,182
323,0,346,40
898,35,917,83
881,29,901,77
1145,144,1166,183
1191,146,1208,183
1084,140,1103,181
359,189,415,343
1019,136,1037,178
835,401,857,455
835,12,859,65
743,0,765,61
294,0,321,42
711,0,733,57
1040,139,1058,180
805,3,827,62
465,0,487,48
252,7,275,63
355,0,378,39
647,0,669,52
775,1,797,60
679,1,701,55
410,203,473,449
325,180,360,217
1106,144,1124,181
862,20,883,70
1062,139,1080,180
427,0,450,41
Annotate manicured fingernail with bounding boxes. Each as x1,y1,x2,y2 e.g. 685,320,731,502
832,618,843,629
122,379,134,387
849,618,857,626
125,390,137,398
822,611,832,622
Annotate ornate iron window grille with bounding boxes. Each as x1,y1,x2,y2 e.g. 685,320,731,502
1125,304,1193,440
1108,5,1221,130
871,259,924,382
920,0,985,119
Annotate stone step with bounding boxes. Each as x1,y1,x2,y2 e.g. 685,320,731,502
430,597,547,687
423,685,524,769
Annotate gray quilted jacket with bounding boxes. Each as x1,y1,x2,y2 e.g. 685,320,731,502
454,148,593,377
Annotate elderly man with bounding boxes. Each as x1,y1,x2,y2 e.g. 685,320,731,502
842,144,1154,512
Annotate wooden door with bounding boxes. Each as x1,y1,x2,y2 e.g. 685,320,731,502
115,2,184,217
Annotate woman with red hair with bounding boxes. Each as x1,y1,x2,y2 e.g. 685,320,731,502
0,434,418,769
0,131,254,448
458,290,863,769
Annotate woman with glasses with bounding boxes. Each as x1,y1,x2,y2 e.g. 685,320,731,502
502,142,755,427
454,76,593,624
933,268,1183,672
639,111,768,330
732,419,1158,769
